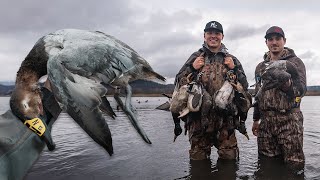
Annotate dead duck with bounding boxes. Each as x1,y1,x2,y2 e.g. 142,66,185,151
169,60,252,142
255,60,299,100
169,73,204,119
10,29,166,155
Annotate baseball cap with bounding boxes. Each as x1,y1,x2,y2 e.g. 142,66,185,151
204,21,223,33
265,26,285,39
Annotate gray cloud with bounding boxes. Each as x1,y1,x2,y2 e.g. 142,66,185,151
0,1,204,82
225,24,269,41
0,0,136,34
96,9,204,79
298,51,320,70
299,50,316,59
0,0,320,86
107,9,203,53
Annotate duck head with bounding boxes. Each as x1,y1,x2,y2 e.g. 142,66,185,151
10,84,44,121
10,69,44,121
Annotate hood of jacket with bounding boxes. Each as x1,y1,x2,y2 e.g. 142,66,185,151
202,42,229,56
263,47,297,62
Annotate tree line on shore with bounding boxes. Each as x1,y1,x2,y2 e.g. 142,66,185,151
1,81,320,96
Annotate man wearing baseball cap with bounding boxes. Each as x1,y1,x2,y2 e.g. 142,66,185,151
170,20,250,161
264,26,285,39
203,20,224,33
252,26,307,167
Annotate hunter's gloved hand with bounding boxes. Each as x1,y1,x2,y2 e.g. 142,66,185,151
174,122,182,137
224,56,235,69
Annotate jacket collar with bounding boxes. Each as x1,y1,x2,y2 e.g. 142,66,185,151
202,43,229,55
263,47,296,62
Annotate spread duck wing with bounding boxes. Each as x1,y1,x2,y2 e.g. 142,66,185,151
47,57,113,155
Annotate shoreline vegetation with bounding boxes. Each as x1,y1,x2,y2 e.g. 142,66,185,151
1,92,320,97
80,91,320,97
1,80,320,97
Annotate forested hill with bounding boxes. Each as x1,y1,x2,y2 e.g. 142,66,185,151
0,84,14,96
0,82,319,96
0,80,175,96
305,86,320,96
103,80,175,95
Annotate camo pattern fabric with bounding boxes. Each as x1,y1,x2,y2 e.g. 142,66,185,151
188,115,212,160
258,111,304,163
258,88,295,111
187,112,239,160
254,47,307,115
200,62,226,95
253,47,306,164
186,61,240,160
175,44,249,160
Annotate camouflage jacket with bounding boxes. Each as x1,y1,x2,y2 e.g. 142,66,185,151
253,47,307,120
175,43,249,92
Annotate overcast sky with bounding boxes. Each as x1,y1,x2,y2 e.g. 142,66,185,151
0,0,319,86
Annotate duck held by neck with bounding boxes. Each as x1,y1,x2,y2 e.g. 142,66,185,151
10,38,49,121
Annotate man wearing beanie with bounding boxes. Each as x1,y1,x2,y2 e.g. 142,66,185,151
252,26,307,167
171,20,250,161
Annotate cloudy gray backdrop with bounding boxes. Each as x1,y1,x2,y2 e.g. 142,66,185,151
0,0,319,86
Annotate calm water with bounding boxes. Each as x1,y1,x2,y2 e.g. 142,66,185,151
0,96,319,180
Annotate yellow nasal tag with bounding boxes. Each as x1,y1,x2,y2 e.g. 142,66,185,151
295,96,301,103
24,118,46,136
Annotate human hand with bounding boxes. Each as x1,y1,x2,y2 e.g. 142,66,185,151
224,56,235,69
252,120,260,136
192,54,205,70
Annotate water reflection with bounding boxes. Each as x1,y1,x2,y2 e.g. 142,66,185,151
187,159,238,180
183,156,306,180
0,96,319,179
254,155,305,180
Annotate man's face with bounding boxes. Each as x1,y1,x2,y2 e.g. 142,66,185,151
204,30,224,49
265,34,286,54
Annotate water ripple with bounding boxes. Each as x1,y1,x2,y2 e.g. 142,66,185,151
1,96,320,179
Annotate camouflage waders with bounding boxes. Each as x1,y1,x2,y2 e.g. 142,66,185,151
187,112,239,160
258,110,304,163
174,44,249,161
253,48,307,164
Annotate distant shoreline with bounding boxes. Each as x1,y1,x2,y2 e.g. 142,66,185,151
0,94,170,98
107,93,170,97
1,81,320,97
1,92,320,98
305,91,320,96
